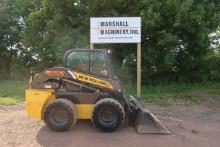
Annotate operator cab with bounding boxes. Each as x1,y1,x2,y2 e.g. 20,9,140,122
63,49,114,79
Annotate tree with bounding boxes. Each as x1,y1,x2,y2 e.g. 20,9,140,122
136,0,220,83
21,0,89,70
0,0,23,79
2,0,219,82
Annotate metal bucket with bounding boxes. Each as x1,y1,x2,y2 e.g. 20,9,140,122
128,96,170,134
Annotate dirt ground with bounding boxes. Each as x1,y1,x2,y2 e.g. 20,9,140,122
0,102,220,147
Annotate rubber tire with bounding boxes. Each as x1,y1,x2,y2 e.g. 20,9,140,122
92,98,125,132
43,99,77,132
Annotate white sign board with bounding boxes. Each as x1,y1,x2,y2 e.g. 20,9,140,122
90,17,141,43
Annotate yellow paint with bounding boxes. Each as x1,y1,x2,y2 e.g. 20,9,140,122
25,88,94,120
25,89,55,119
75,104,94,119
74,72,113,89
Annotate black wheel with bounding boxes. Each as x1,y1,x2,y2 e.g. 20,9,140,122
43,99,77,132
92,98,125,132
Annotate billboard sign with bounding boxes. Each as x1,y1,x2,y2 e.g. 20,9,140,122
90,17,141,43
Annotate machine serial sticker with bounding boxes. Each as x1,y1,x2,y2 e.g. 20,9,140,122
74,72,113,89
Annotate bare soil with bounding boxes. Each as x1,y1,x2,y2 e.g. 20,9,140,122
0,100,220,147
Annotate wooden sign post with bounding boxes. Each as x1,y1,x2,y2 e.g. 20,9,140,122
137,43,141,97
90,43,94,49
90,17,141,97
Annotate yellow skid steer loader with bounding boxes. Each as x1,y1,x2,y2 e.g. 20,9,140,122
25,49,170,134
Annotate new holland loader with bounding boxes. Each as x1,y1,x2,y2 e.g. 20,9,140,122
25,49,170,134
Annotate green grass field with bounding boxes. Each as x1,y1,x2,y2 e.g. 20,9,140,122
0,81,27,105
125,82,220,105
0,80,220,106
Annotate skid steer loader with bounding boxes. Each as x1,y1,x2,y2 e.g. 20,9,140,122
25,49,170,134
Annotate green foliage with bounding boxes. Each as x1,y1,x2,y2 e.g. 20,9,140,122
0,81,27,105
0,0,219,83
137,0,220,83
0,0,25,80
20,0,89,70
121,0,220,84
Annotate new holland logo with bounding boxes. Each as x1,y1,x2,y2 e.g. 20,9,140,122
74,72,113,89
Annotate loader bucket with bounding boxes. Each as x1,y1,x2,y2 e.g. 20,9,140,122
128,96,170,134
134,108,170,134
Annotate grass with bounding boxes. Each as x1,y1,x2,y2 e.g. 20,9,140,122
0,81,27,105
125,82,220,106
0,80,220,106
208,89,220,95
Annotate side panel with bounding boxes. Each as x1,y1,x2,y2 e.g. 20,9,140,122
75,104,94,119
25,89,94,120
25,89,55,119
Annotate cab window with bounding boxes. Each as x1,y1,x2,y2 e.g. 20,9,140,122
66,51,108,77
90,52,108,77
66,51,90,73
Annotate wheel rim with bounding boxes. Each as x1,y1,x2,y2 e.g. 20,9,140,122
50,107,68,125
98,106,117,126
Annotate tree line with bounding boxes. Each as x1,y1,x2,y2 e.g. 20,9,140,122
0,0,219,84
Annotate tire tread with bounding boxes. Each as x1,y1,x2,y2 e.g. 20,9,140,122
92,98,125,132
